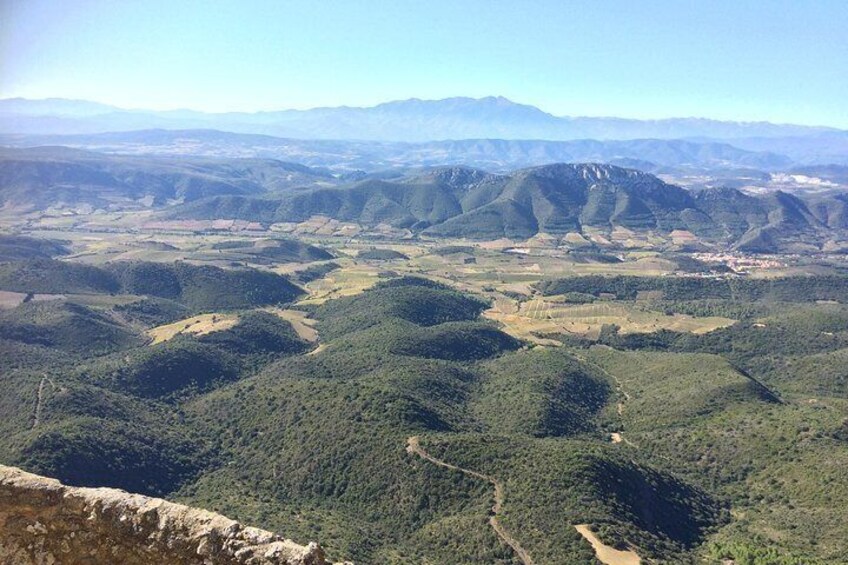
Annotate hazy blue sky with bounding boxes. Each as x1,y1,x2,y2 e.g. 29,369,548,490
2,0,846,126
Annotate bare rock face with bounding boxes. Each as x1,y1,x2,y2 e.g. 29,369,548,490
0,464,342,565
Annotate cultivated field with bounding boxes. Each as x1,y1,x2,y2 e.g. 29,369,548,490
485,297,735,342
296,263,383,305
147,313,239,344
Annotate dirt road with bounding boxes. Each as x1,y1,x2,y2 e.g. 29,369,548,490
574,524,641,565
406,436,534,565
32,376,48,429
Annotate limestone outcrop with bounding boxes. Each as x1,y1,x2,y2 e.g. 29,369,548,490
0,464,341,565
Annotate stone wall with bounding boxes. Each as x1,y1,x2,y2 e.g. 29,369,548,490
0,464,342,565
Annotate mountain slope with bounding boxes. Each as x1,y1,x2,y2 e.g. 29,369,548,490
1,264,845,562
0,147,336,212
0,235,69,262
170,162,829,248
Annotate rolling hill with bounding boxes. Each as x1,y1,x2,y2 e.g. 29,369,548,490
0,249,846,562
170,163,836,250
2,143,836,250
0,259,304,311
0,146,337,212
0,235,69,262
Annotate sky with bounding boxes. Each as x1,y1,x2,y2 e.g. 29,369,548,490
1,0,847,127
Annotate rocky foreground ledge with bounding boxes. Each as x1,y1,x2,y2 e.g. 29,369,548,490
0,464,344,565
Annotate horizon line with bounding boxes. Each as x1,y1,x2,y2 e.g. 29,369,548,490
0,95,842,131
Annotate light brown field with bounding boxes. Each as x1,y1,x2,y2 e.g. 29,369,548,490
146,313,239,344
0,291,28,309
307,343,328,356
264,308,319,342
574,524,641,565
0,292,69,309
485,298,734,343
296,264,383,305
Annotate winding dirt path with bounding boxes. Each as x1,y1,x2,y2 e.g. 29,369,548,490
406,436,534,565
32,376,48,429
306,343,327,356
572,351,635,441
570,352,645,564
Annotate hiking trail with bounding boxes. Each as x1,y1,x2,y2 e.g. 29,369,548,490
406,436,534,565
32,376,49,429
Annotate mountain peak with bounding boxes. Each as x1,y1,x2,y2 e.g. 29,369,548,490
417,165,495,187
372,95,543,112
520,162,645,182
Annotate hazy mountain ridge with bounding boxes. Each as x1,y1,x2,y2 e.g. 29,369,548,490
718,131,848,165
0,129,808,171
1,96,839,142
0,146,337,211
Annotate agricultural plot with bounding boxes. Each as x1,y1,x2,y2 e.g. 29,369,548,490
146,313,239,344
401,246,676,296
486,297,735,342
296,264,383,305
271,215,361,237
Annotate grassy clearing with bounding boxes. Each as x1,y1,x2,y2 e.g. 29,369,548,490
146,313,239,344
62,293,143,308
264,308,318,342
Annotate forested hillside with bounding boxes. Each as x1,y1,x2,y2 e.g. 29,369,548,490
168,163,841,251
1,250,844,563
0,146,337,212
2,145,846,252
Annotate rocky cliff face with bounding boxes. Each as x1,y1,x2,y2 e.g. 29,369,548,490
0,464,341,565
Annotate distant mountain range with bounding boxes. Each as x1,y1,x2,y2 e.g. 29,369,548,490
167,162,847,252
0,128,830,172
1,96,842,144
0,146,338,212
3,145,841,252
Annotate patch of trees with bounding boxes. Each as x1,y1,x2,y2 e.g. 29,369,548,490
357,248,409,261
0,259,305,310
537,274,848,303
314,276,489,340
292,261,340,285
